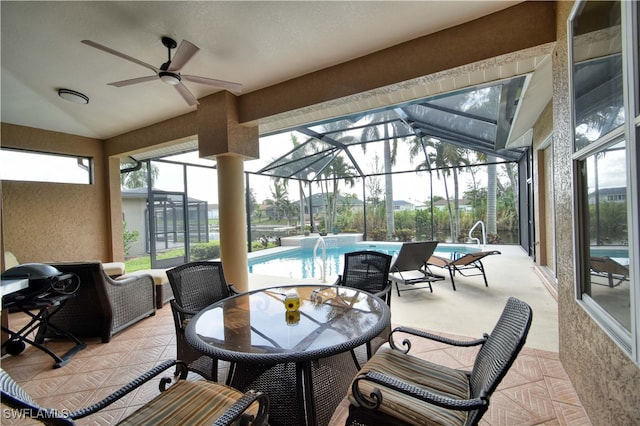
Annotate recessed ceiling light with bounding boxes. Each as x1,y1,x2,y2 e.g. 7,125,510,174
58,88,89,104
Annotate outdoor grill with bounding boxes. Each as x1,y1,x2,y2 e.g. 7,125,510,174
1,263,85,368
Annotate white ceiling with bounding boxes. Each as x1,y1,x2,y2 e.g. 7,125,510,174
1,1,525,141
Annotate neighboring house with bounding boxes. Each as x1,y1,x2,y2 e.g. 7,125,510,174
208,204,219,220
393,199,416,211
121,188,209,257
588,187,626,204
432,198,473,212
293,193,364,216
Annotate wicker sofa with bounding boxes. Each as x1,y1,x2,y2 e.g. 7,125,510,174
41,262,156,343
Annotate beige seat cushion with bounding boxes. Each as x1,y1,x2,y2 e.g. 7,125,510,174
4,251,20,270
119,269,168,285
119,380,258,425
102,261,126,277
348,347,470,426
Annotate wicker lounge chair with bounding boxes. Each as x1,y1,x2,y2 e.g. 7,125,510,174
346,297,532,426
388,241,444,296
335,250,393,360
1,359,270,425
590,256,630,287
42,262,156,343
427,250,501,290
166,261,240,381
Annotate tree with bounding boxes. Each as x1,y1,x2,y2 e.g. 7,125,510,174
269,179,289,221
318,156,356,232
360,111,408,240
120,162,159,189
416,140,469,242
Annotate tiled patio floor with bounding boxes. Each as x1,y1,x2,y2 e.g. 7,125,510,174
1,303,591,426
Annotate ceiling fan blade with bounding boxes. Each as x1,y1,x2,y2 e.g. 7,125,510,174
108,75,158,87
81,40,159,73
182,75,243,93
167,40,199,71
174,83,199,106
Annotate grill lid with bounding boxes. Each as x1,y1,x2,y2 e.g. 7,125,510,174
2,263,63,280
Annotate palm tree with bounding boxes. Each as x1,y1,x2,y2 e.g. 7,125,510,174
416,139,469,242
269,179,289,221
360,111,408,240
318,156,356,233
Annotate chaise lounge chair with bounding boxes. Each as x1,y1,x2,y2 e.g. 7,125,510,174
427,250,501,290
388,241,444,296
589,256,630,287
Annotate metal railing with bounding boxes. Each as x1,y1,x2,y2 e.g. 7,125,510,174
469,220,487,248
313,236,327,282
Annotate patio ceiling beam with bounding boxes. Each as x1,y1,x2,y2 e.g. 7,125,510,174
407,118,495,149
414,102,498,125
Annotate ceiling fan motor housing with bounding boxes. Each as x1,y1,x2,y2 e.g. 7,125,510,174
158,71,181,85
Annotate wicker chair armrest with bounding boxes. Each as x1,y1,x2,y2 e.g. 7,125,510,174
389,326,487,353
170,299,198,317
70,360,188,419
212,389,271,426
352,371,488,412
372,282,392,299
105,272,155,299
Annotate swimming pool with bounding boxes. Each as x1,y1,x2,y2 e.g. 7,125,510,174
248,242,478,279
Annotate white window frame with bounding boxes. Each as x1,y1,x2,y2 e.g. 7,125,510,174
0,148,93,185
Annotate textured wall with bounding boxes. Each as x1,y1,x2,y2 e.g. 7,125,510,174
553,2,640,425
1,124,113,265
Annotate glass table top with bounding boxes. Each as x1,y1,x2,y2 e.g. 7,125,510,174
187,284,390,363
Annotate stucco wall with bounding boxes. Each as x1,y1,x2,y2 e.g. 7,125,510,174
1,123,114,264
553,2,640,425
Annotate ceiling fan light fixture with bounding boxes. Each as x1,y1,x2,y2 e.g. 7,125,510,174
159,71,181,85
58,88,89,104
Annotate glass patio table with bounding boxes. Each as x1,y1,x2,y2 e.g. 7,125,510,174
185,284,391,426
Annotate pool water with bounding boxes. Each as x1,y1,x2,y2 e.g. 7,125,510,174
248,242,477,279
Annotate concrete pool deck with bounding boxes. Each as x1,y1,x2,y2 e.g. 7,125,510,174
249,243,559,352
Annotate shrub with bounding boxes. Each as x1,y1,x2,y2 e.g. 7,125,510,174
393,228,414,242
190,242,221,260
122,221,139,257
487,233,502,244
368,228,387,241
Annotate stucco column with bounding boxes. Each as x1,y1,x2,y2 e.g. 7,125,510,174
216,155,249,291
198,91,259,292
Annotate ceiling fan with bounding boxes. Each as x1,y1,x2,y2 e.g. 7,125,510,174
81,36,242,106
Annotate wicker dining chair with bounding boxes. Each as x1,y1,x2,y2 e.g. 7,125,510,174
1,359,270,425
166,261,240,381
347,297,532,426
334,250,393,306
335,250,393,361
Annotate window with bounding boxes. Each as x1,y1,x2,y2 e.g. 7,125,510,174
570,0,639,361
0,148,93,184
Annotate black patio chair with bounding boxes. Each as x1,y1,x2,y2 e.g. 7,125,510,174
0,359,270,425
347,297,532,426
335,250,393,360
166,261,240,381
334,250,393,306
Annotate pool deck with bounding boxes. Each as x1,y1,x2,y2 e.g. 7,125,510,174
249,243,558,352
